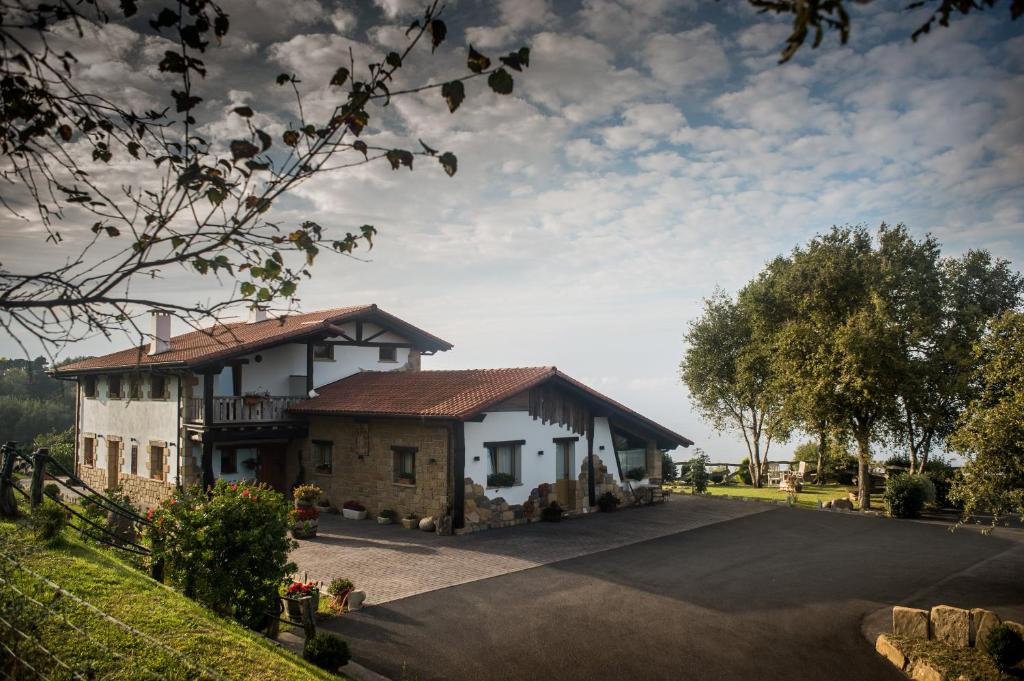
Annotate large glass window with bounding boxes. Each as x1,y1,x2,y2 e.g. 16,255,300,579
486,441,522,487
617,448,646,479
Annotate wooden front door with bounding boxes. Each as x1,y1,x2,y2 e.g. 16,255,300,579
106,440,120,490
554,439,577,510
257,443,288,493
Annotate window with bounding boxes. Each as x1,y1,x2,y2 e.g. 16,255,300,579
378,346,397,362
220,447,237,474
486,440,523,487
555,438,578,481
313,440,333,473
149,444,165,481
108,375,122,399
616,448,646,479
128,376,142,399
130,444,138,475
83,377,96,398
313,343,334,361
150,375,167,399
393,447,416,484
82,436,95,466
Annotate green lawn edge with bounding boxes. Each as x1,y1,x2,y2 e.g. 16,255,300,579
664,482,856,509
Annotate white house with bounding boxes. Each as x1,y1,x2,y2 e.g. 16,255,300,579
55,305,692,531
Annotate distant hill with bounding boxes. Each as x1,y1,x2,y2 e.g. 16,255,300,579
0,356,85,446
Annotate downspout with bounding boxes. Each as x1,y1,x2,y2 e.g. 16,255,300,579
74,379,80,476
175,374,182,488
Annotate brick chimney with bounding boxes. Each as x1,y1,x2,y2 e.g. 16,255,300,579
149,312,171,355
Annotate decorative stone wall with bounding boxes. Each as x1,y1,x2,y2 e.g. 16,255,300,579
76,462,108,494
117,474,175,510
287,416,451,520
459,453,636,534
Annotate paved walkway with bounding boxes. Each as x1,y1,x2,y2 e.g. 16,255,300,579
290,495,770,605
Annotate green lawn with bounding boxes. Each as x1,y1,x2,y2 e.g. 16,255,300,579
665,482,856,509
0,509,341,680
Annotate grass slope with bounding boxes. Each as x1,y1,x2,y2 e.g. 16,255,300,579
0,518,340,680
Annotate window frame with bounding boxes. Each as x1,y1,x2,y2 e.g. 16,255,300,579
378,346,397,363
150,375,168,400
82,435,96,467
149,443,166,481
392,446,417,485
485,439,525,487
107,374,122,400
130,443,138,476
312,343,335,361
554,436,579,481
128,376,142,400
83,376,96,399
312,440,333,474
220,447,238,475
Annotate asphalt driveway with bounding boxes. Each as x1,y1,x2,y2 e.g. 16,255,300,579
322,499,1024,681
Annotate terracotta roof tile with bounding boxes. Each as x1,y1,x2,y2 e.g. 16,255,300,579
54,305,452,373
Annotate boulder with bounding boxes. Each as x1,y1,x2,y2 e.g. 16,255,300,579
418,516,435,532
875,634,907,670
475,496,490,509
1004,621,1024,638
930,605,970,648
970,608,1001,648
893,606,930,640
472,484,485,497
909,660,943,681
832,498,854,511
465,511,480,524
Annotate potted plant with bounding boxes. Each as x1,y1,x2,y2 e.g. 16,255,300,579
283,579,319,621
326,577,354,612
316,496,331,509
597,491,620,512
541,501,563,522
293,484,322,509
397,472,415,486
242,390,270,407
291,505,320,538
486,472,516,488
377,509,396,525
314,462,332,474
401,512,418,529
341,500,367,520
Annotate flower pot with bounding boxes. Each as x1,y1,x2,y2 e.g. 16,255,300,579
342,508,367,520
401,517,418,529
376,516,393,525
291,519,318,538
284,592,318,622
295,499,315,509
346,590,366,611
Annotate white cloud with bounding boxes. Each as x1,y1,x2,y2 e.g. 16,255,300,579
644,25,730,88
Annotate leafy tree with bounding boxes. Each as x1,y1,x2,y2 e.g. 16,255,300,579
662,452,678,482
31,426,75,472
949,311,1024,519
689,450,710,494
0,357,80,444
0,1,530,354
791,436,852,484
681,291,788,487
751,0,1023,63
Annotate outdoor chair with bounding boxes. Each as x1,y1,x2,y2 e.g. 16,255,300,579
794,461,807,483
766,463,782,487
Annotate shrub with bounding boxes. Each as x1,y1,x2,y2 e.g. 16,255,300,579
145,480,296,630
922,458,958,509
541,502,563,522
303,632,350,671
378,509,397,519
43,482,60,499
624,467,646,481
985,624,1024,672
487,472,516,487
292,484,322,503
327,578,354,598
737,458,753,485
690,454,710,494
883,474,936,519
342,500,365,512
597,492,619,512
30,501,66,541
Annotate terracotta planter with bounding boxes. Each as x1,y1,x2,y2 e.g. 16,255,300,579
342,508,367,520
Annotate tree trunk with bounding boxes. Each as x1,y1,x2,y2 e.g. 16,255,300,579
905,406,918,472
750,436,762,488
856,435,871,510
816,429,827,486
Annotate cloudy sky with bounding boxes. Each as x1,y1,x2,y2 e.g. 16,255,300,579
2,0,1023,463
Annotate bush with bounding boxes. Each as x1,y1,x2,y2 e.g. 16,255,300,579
303,632,350,672
145,480,296,630
922,458,958,509
737,458,753,485
292,484,322,503
661,453,677,482
624,467,646,481
985,624,1024,672
327,578,354,598
43,482,60,499
378,509,396,519
690,454,710,494
883,474,936,519
30,501,66,541
541,502,563,522
597,492,619,512
486,472,516,488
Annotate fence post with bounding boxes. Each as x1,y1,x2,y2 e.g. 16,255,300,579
0,442,18,518
29,448,48,509
300,597,316,640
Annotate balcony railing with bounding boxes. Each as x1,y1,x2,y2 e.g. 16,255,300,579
186,396,304,424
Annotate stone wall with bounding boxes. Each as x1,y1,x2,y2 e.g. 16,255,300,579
288,416,451,519
459,453,636,534
76,462,108,494
117,473,176,510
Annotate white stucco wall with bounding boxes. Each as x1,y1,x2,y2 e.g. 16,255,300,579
79,376,181,481
463,413,619,505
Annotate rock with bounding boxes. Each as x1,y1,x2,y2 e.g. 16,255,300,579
465,511,480,524
832,498,854,511
464,499,477,513
478,508,492,522
475,496,490,509
875,634,907,670
893,606,930,640
1004,621,1024,638
909,660,943,681
501,510,514,522
970,608,1001,648
931,605,970,648
418,516,435,532
472,484,484,497
464,477,474,485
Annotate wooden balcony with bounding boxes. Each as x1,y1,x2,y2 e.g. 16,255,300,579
186,396,304,425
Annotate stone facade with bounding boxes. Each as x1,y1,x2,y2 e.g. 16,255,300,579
76,462,109,495
117,474,176,509
289,416,451,520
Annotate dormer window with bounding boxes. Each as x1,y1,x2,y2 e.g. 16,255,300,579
379,346,397,363
313,343,334,361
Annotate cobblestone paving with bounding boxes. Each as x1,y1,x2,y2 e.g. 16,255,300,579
291,495,771,605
